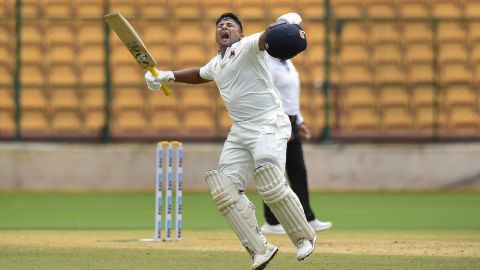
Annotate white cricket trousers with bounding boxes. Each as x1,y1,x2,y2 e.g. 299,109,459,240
219,110,291,190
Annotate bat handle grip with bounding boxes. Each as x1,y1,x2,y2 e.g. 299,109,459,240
148,67,172,96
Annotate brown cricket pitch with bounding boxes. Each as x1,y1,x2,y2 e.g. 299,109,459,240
1,229,479,258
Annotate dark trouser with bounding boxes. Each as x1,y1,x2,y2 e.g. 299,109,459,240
263,115,316,225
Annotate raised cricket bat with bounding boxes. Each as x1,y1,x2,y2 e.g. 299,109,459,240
104,12,171,96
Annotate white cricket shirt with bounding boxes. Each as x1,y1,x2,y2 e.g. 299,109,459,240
199,33,282,122
268,55,304,125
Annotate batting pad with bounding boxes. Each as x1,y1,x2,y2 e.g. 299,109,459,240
205,170,268,255
253,165,316,245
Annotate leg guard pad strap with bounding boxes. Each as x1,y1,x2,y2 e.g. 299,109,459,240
205,170,267,254
253,165,316,244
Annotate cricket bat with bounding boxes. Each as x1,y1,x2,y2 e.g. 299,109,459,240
104,12,171,96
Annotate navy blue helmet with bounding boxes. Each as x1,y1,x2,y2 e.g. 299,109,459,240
265,23,307,60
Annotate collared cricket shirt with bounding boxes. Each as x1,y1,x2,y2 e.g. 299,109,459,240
199,33,282,122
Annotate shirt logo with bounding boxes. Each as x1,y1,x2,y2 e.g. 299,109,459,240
229,50,236,59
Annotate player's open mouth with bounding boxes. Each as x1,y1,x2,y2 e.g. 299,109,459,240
221,32,230,41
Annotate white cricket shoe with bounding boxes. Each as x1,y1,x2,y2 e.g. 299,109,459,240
296,235,317,261
251,243,279,270
309,219,332,232
260,223,286,235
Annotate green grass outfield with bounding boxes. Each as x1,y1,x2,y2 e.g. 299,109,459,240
1,191,479,269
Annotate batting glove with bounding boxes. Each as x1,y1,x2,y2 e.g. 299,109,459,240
144,69,175,91
276,12,302,25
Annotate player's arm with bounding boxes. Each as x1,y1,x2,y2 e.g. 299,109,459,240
173,68,210,84
145,67,211,91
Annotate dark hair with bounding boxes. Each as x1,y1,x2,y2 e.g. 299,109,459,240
216,12,243,33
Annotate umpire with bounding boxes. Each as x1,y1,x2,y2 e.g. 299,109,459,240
261,54,333,235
